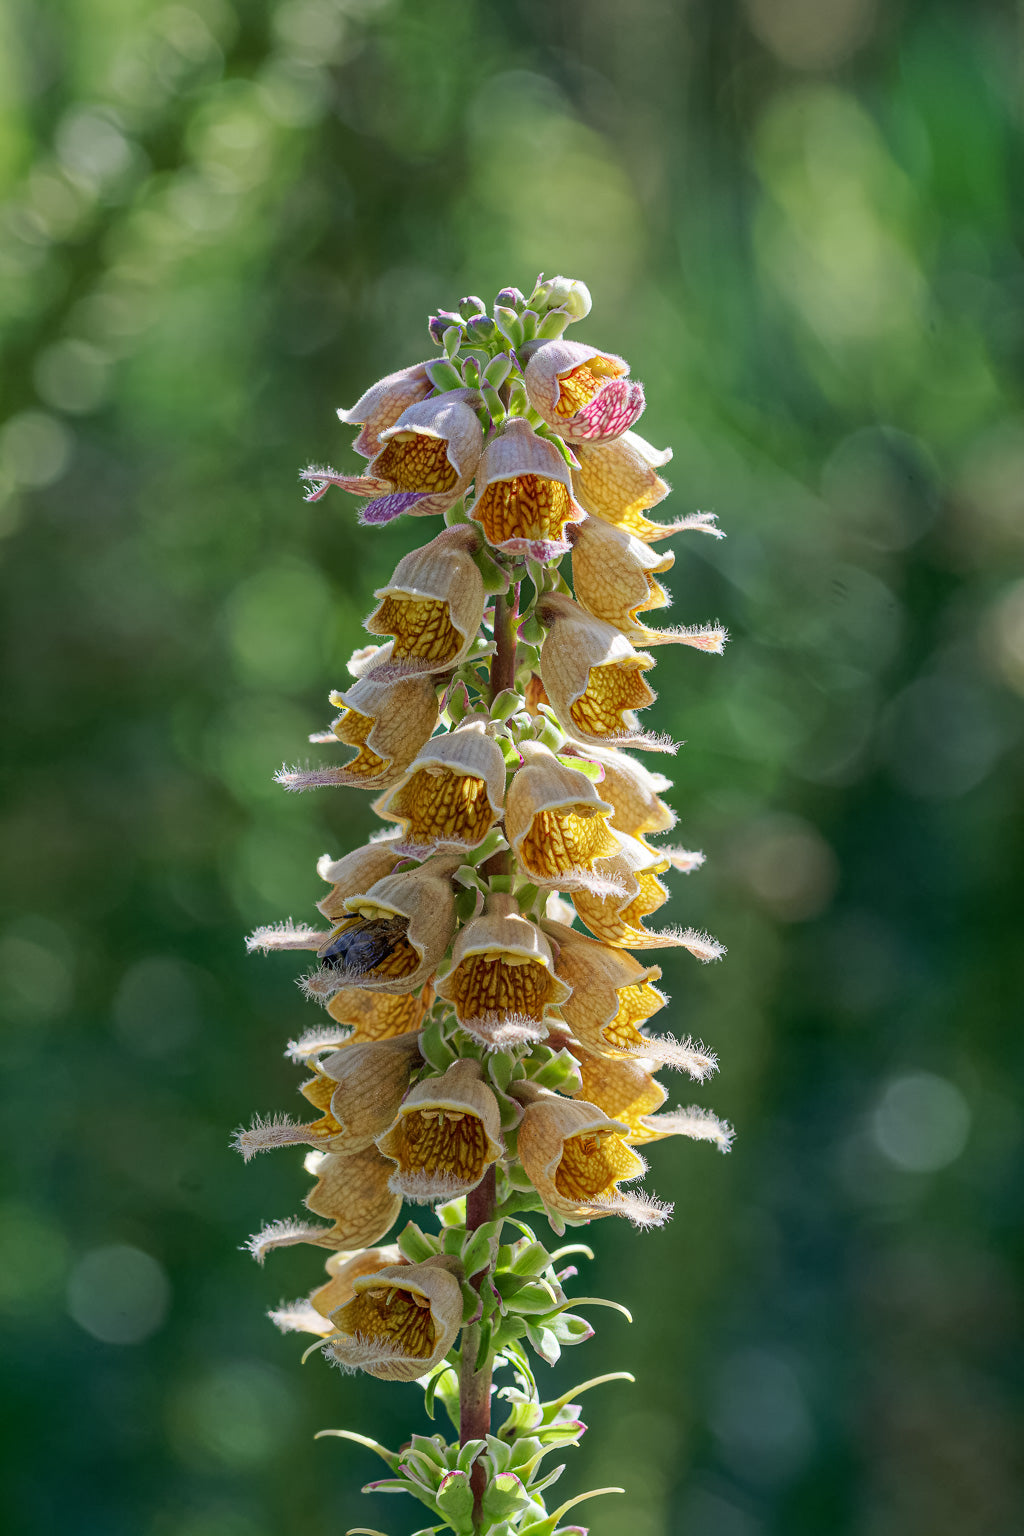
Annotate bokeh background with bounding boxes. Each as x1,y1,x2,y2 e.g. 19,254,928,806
2,1,1023,1533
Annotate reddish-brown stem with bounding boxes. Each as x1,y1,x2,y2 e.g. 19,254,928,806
458,580,519,1522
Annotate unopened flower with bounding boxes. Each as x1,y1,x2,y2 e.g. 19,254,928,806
376,1058,503,1200
515,1087,670,1227
573,1049,733,1152
277,660,439,792
246,1144,403,1260
269,1246,404,1336
504,740,620,893
324,1255,464,1380
363,525,487,679
337,362,433,458
571,431,723,543
545,919,716,1078
433,902,571,1048
303,395,483,524
468,418,586,560
374,717,506,857
529,274,592,321
569,517,727,653
571,834,724,954
233,1036,421,1160
537,594,667,751
309,858,459,997
523,341,644,443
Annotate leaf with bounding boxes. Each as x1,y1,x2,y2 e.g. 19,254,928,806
316,1430,399,1473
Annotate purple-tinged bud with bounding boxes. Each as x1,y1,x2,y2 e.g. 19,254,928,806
495,286,525,310
428,314,448,345
465,313,497,343
458,295,487,318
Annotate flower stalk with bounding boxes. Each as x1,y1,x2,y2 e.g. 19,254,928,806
238,275,733,1535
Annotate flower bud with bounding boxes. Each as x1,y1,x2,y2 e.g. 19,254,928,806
465,313,498,344
495,286,525,309
325,1254,464,1380
459,294,487,318
529,274,592,321
376,1058,503,1200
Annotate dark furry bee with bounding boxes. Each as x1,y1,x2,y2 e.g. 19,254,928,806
317,914,410,976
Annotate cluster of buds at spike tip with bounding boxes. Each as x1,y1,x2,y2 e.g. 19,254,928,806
238,276,734,1536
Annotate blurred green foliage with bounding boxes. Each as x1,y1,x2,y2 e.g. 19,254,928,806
2,2,1022,1534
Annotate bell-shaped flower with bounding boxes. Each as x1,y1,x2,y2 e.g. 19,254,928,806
337,362,433,458
233,1036,421,1160
571,835,724,955
504,741,621,894
523,341,645,443
374,716,506,857
575,745,675,839
515,1086,670,1227
571,431,723,542
324,1255,464,1380
573,1049,733,1153
277,656,439,793
433,900,572,1048
269,1245,404,1337
308,858,460,999
468,418,586,559
284,985,434,1065
363,525,487,679
376,1058,503,1201
302,395,483,524
315,838,405,922
569,518,727,653
537,594,668,752
246,1144,403,1261
545,919,717,1078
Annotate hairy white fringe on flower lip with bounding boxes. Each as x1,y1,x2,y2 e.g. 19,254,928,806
514,1085,665,1225
649,1104,734,1152
523,340,645,443
537,594,674,753
302,395,483,523
571,1049,729,1151
245,1216,333,1265
246,920,325,954
504,740,624,895
324,1256,464,1381
571,430,725,543
468,418,587,560
337,360,433,458
376,1057,503,1200
373,716,506,857
363,524,487,680
567,518,730,651
277,656,439,793
433,904,572,1048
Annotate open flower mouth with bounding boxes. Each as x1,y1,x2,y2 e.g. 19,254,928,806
520,805,619,879
387,767,495,851
554,1128,641,1202
448,952,557,1033
372,594,462,666
317,914,420,981
569,660,655,738
332,708,389,776
373,432,459,494
388,1107,491,1189
474,474,577,551
553,357,623,418
336,1287,437,1361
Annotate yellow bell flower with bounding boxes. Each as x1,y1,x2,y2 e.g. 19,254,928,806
573,1050,733,1152
246,1143,403,1260
363,525,487,679
315,839,405,922
310,857,460,998
325,1255,464,1381
376,1058,503,1201
269,1245,405,1337
537,594,668,752
571,834,725,955
523,340,645,443
571,430,723,542
468,418,586,559
374,716,506,857
515,1086,670,1227
504,740,621,893
569,517,728,653
433,901,572,1048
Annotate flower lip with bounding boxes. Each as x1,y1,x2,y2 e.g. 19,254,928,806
524,340,645,443
324,1255,463,1380
376,1058,503,1200
537,594,671,753
433,908,572,1049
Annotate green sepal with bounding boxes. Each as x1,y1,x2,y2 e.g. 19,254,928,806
534,423,579,469
442,325,463,359
524,1321,561,1365
463,827,507,866
495,1278,563,1315
526,1047,582,1094
438,1196,467,1228
537,307,571,340
461,357,482,389
557,752,600,781
435,1469,475,1533
462,1220,500,1280
474,1316,493,1371
514,882,540,916
454,885,479,924
498,734,523,768
445,681,470,724
519,309,539,342
518,1486,625,1536
472,546,511,595
315,1429,399,1472
488,873,514,895
485,1052,515,1094
519,613,545,646
489,687,520,723
482,383,506,422
481,1470,530,1523
494,306,525,349
547,1312,593,1345
422,1363,458,1425
509,1241,552,1278
419,1018,457,1073
456,1437,486,1475
397,1221,441,1264
483,352,513,389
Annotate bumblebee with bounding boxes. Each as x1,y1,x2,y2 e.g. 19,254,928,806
317,913,411,976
